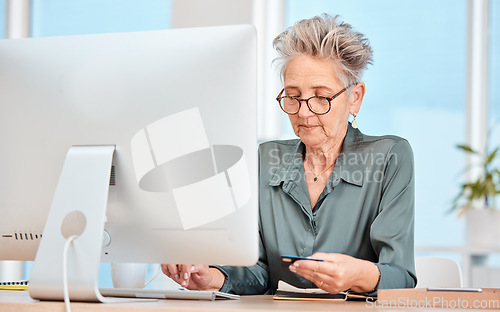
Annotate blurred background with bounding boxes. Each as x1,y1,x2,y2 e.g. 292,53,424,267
0,0,499,288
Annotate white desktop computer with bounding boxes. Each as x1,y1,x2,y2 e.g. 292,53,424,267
0,25,258,302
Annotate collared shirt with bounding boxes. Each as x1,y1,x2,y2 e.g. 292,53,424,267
217,124,416,294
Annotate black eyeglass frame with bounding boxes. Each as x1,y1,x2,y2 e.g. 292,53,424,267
276,83,356,115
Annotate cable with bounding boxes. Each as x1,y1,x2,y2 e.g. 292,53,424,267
144,264,161,287
63,235,78,312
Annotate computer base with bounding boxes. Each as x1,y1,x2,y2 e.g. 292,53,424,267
29,145,118,302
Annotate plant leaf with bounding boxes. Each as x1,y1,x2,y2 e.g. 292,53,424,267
457,145,478,154
486,180,496,197
486,147,499,165
450,141,500,215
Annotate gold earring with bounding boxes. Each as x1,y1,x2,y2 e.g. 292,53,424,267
351,113,358,129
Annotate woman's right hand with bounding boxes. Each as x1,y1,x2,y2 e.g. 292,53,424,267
161,264,225,291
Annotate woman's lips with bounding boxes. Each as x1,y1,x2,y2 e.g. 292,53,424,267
299,125,319,131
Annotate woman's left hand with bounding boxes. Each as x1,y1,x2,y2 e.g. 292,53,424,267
288,252,379,294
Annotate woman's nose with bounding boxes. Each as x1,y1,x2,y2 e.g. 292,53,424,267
297,99,315,118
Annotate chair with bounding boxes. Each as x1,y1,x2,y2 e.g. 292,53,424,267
415,256,463,288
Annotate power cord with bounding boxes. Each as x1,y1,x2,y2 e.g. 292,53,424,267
144,264,161,287
63,235,78,312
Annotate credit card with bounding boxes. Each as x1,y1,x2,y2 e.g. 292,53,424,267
280,255,324,268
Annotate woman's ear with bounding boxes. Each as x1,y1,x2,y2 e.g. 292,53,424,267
349,82,365,115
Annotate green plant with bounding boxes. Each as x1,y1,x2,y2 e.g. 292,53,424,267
451,144,500,217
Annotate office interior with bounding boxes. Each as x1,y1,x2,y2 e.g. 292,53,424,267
0,0,499,290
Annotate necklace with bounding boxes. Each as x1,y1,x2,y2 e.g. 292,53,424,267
304,159,335,182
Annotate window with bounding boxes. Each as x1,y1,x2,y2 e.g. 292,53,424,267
31,0,172,37
491,0,500,158
0,0,5,38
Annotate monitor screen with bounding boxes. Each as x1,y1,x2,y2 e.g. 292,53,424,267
0,25,258,270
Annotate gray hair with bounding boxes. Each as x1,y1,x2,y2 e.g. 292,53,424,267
273,14,373,87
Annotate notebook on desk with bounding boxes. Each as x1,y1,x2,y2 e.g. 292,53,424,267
273,281,371,301
99,288,240,301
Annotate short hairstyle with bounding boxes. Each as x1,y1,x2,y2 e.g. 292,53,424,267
273,14,373,87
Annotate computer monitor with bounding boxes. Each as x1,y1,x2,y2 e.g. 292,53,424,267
0,25,258,301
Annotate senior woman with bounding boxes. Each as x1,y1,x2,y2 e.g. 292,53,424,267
162,14,416,295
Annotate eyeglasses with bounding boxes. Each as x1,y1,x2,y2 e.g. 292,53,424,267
276,84,354,115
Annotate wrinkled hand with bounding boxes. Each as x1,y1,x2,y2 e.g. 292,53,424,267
288,253,379,294
161,264,225,291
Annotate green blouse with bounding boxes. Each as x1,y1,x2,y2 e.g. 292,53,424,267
216,124,416,294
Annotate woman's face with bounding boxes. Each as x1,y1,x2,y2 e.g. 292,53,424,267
284,55,363,149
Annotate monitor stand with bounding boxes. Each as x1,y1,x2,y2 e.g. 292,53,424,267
28,145,126,302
